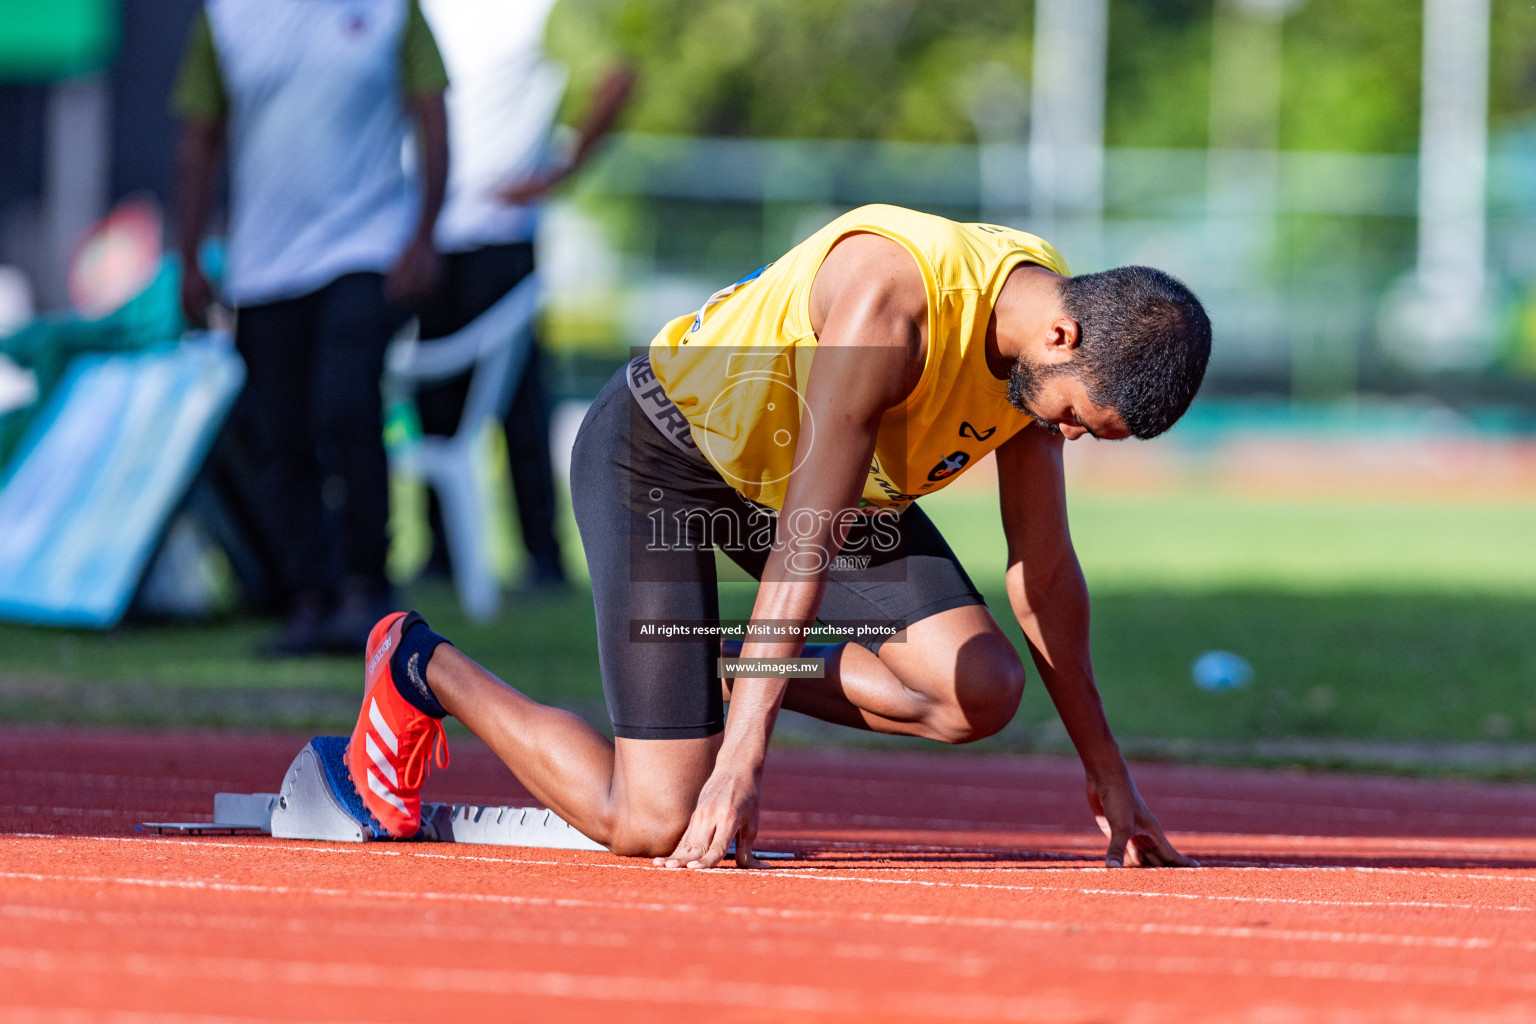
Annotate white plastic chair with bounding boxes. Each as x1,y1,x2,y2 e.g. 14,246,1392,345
385,273,540,621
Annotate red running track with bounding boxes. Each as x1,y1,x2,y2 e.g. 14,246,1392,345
2,726,1535,1023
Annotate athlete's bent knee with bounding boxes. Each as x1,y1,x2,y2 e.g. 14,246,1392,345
933,654,1027,744
604,809,690,858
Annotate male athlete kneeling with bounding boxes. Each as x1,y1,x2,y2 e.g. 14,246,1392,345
346,204,1209,869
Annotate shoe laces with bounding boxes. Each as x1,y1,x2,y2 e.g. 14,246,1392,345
398,714,450,792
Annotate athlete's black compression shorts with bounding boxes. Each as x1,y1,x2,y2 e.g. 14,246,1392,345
570,358,986,740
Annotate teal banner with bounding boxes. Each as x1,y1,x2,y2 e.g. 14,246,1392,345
0,339,243,627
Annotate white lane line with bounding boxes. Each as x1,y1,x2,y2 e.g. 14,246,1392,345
1346,865,1536,883
1155,863,1536,885
808,842,1093,861
983,863,1536,886
798,875,1536,914
3,865,1532,948
6,835,1535,913
15,829,1536,862
3,895,1508,955
20,831,1536,876
1189,834,1536,854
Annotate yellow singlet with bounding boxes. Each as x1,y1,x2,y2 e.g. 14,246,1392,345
648,204,1070,511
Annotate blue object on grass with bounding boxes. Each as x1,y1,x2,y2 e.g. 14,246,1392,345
1191,650,1254,691
0,338,244,627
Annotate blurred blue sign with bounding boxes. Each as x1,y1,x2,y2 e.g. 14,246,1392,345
0,339,243,627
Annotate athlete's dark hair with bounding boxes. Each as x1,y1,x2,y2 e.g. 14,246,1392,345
1058,266,1211,439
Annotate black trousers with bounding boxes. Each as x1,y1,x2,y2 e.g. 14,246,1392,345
232,272,400,601
416,242,563,577
572,362,984,740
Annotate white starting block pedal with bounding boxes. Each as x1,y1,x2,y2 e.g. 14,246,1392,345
138,736,791,859
141,736,603,850
140,793,281,835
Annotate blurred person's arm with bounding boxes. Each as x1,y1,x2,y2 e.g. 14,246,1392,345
995,425,1195,869
170,11,228,330
386,0,450,305
496,64,635,206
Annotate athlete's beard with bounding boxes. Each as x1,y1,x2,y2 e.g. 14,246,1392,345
1006,356,1076,434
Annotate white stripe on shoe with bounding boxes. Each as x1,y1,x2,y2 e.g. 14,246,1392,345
365,733,399,788
367,768,410,815
368,699,399,755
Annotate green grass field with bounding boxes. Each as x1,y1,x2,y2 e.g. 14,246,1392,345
923,489,1536,746
2,488,1533,769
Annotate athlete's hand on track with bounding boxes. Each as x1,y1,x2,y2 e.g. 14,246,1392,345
1087,771,1198,868
384,236,442,306
655,764,766,870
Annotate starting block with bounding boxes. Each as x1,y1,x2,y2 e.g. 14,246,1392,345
139,739,798,859
140,736,604,851
140,736,793,859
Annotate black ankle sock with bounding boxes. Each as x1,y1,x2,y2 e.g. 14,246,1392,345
390,611,450,719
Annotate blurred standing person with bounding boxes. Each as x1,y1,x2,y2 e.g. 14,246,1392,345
172,0,450,654
416,0,634,593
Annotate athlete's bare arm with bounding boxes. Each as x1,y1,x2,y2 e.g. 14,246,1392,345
995,425,1195,867
658,234,926,869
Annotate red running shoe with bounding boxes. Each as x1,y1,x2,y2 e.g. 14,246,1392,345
346,612,449,838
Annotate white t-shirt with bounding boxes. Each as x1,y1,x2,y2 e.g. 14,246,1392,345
422,0,568,252
206,0,421,305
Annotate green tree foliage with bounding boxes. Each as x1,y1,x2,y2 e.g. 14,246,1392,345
1279,0,1536,152
549,0,1032,141
1490,1,1536,133
1105,0,1212,148
549,0,1536,150
1280,1,1422,153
